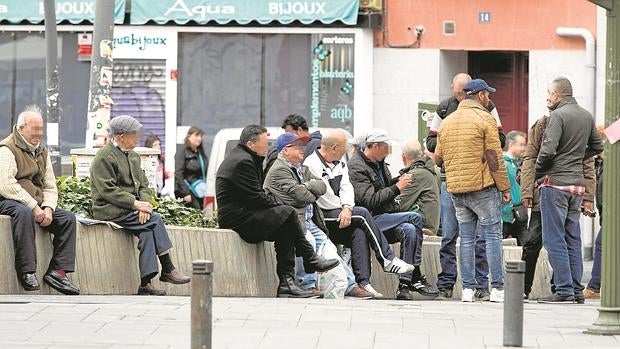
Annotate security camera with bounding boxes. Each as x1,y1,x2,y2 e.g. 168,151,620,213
415,26,425,35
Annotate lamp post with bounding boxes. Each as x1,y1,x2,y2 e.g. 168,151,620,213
585,0,620,336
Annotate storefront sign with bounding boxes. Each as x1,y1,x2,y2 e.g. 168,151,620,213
310,33,355,132
112,27,176,59
130,0,360,25
0,0,125,24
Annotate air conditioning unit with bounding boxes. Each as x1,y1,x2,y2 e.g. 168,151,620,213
360,0,383,12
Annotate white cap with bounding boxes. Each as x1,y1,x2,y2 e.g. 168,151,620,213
365,128,389,143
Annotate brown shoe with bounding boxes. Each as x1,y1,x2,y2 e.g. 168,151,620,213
584,288,600,299
345,285,373,299
159,269,191,284
137,283,166,296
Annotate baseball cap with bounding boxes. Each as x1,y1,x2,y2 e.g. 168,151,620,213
365,128,390,143
463,79,497,95
276,133,310,152
108,115,143,136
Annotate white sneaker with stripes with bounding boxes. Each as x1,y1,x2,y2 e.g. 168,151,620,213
383,257,415,274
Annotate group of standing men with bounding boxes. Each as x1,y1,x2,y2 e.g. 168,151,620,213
429,73,603,303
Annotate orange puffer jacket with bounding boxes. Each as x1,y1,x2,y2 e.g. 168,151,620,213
435,99,510,194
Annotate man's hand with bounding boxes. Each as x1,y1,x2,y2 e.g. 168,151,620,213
32,206,45,224
133,200,153,214
40,207,53,227
502,191,511,204
396,174,412,191
183,195,192,203
522,198,532,208
338,206,353,228
582,200,596,218
137,210,151,224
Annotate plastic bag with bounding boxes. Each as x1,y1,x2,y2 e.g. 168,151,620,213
317,240,348,299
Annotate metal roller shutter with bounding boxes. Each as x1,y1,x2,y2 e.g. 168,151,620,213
111,59,167,149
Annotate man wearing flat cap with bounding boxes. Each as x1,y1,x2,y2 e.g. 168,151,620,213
0,105,79,295
90,115,190,295
435,79,511,303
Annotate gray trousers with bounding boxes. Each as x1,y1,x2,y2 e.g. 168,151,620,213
0,199,76,274
112,212,173,279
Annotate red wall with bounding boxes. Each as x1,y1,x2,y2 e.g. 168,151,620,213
376,0,597,50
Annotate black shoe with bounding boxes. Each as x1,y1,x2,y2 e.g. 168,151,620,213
474,288,490,301
137,283,167,296
277,274,318,298
574,291,585,304
396,283,414,300
437,287,453,299
409,275,439,298
303,255,340,273
44,271,80,295
19,273,40,291
537,293,575,304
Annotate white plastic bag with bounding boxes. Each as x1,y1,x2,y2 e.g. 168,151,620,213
317,240,348,299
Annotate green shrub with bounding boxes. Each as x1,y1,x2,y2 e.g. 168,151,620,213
56,176,218,228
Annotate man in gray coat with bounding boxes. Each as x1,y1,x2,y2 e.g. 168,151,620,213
535,77,603,303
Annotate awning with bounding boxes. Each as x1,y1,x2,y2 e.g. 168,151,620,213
130,0,360,25
0,0,126,24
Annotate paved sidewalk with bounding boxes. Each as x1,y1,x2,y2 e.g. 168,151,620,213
0,295,617,349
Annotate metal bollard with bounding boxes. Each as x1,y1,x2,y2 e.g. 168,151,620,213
192,260,213,349
503,260,526,347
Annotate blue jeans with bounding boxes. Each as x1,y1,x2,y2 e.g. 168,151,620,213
437,181,489,289
540,187,584,296
295,220,356,293
587,227,602,291
451,187,504,289
373,211,423,283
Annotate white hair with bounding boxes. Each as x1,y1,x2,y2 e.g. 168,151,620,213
16,105,43,128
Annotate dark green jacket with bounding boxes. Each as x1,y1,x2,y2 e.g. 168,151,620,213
90,143,154,221
398,156,440,234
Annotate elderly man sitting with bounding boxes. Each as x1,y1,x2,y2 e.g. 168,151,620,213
0,105,79,295
90,115,190,295
264,133,373,298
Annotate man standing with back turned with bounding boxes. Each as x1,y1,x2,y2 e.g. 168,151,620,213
535,77,603,303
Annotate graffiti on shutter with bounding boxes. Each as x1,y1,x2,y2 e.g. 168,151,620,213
111,59,166,150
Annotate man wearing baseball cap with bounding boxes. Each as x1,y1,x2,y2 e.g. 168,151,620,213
264,133,373,298
349,128,438,300
90,115,191,295
435,79,511,303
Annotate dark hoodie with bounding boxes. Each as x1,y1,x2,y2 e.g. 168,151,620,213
398,156,440,234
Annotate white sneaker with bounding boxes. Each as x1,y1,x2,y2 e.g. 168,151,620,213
384,257,415,274
490,288,504,303
363,283,384,299
462,288,475,302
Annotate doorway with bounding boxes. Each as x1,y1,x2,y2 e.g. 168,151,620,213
469,51,529,134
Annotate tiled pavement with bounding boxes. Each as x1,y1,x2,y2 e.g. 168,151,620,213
0,295,618,349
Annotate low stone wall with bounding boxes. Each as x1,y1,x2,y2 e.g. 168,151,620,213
0,216,552,299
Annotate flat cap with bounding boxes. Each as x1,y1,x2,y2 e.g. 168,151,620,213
109,115,143,136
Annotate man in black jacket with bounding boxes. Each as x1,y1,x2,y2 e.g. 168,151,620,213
216,125,339,298
425,72,505,300
535,77,603,303
349,129,439,300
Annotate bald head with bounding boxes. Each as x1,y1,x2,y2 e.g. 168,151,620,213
452,73,472,101
319,129,348,162
402,139,423,163
321,129,347,147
